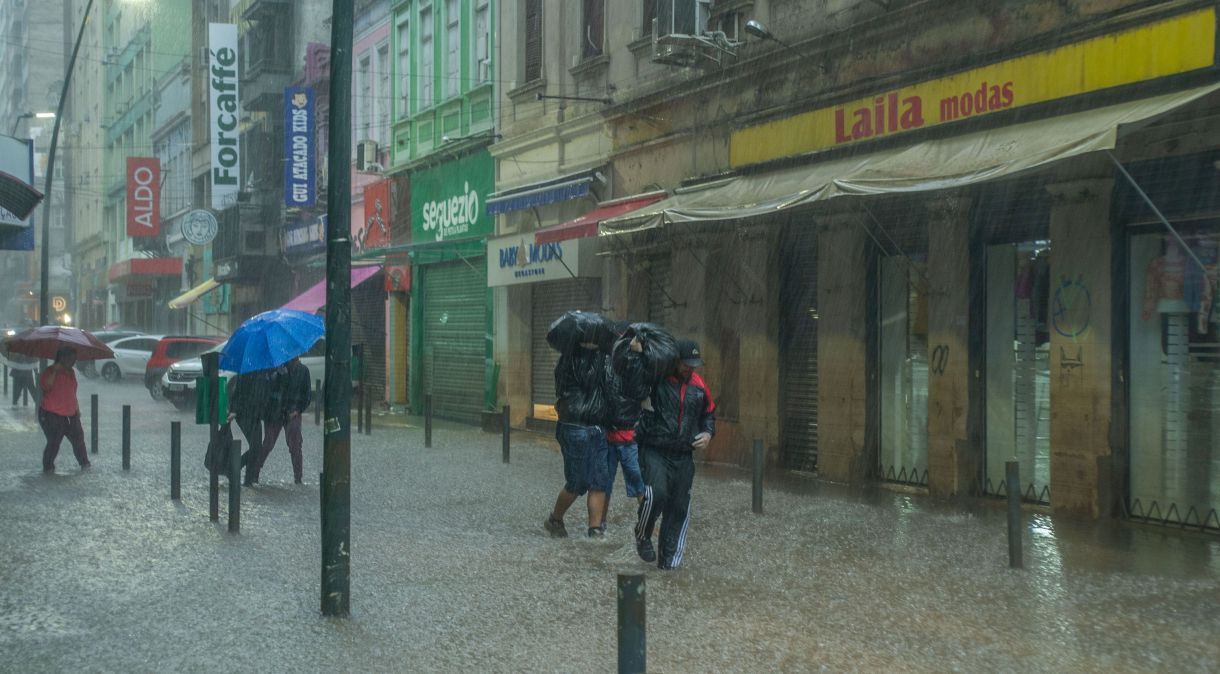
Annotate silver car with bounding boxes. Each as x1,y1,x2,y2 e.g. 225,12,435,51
161,340,327,411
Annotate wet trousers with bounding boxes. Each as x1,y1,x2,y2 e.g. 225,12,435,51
234,414,263,484
635,445,694,568
11,371,38,406
256,414,302,482
39,409,89,471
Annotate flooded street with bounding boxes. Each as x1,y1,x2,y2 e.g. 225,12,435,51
0,378,1216,672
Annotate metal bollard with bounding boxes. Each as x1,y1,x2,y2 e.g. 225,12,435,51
1006,460,1023,569
364,386,373,436
356,382,364,434
424,393,432,448
502,405,510,464
752,439,764,515
617,573,646,674
228,439,242,534
314,379,321,426
170,421,181,501
2,364,6,395
121,405,131,471
209,460,219,522
90,393,98,454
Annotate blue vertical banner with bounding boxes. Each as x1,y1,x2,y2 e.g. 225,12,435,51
283,86,316,208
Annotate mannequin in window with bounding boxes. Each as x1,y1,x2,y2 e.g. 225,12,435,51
1142,237,1189,322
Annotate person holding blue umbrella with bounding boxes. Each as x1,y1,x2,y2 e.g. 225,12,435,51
220,309,323,485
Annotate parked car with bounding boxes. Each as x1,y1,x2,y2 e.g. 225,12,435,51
162,339,327,411
95,335,166,382
144,336,225,400
76,330,145,378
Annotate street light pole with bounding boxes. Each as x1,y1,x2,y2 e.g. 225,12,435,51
321,0,353,617
40,0,95,325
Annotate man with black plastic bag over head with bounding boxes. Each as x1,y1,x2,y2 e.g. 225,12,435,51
634,339,715,570
543,311,615,538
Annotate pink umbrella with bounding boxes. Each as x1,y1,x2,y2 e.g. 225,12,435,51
1,326,115,361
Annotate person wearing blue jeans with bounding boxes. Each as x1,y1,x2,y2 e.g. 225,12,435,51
599,330,652,533
544,340,613,538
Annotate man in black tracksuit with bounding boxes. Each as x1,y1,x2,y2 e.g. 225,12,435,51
635,339,715,570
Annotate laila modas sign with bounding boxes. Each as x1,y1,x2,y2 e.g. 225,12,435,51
209,23,240,210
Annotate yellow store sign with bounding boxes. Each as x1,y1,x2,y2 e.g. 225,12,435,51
730,8,1217,167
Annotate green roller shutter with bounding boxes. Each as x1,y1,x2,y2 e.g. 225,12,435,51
421,259,487,424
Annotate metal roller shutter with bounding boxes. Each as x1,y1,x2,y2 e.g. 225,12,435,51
647,255,674,326
779,225,819,472
352,271,387,401
421,260,487,424
531,278,603,407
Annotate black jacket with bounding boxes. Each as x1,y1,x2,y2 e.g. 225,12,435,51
228,371,271,421
638,372,716,451
605,347,651,432
265,361,312,422
554,347,610,426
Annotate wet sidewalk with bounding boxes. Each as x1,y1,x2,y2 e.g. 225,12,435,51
1,379,1218,672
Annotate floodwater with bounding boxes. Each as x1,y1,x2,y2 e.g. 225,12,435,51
0,378,1217,672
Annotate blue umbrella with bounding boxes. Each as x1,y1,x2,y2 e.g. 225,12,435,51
220,309,324,374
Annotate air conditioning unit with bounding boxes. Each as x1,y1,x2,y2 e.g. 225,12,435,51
652,0,738,68
356,140,379,171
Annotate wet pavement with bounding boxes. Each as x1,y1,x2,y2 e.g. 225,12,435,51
1,378,1218,672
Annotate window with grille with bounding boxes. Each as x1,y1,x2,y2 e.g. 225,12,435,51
524,0,542,83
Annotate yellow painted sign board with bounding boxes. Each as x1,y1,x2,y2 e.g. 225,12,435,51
730,8,1217,167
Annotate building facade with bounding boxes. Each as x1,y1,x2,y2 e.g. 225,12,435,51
489,0,1220,530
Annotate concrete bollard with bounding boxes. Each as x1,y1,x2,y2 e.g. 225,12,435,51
364,385,373,436
90,393,98,454
752,439,764,515
617,573,646,674
424,393,433,449
121,405,131,471
314,379,321,426
228,439,241,534
170,421,181,501
1006,460,1023,569
502,405,510,464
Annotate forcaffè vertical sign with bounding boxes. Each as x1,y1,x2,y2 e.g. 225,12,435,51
209,23,240,210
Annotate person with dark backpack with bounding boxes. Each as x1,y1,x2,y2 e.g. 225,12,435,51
251,357,311,484
634,339,716,570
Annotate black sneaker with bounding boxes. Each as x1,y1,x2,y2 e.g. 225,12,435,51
544,517,568,538
587,527,605,538
636,538,657,562
657,558,674,571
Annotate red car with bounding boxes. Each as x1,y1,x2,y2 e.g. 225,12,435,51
144,336,224,400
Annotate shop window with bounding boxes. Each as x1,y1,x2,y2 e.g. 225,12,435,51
1129,230,1220,526
879,255,929,485
985,242,1052,502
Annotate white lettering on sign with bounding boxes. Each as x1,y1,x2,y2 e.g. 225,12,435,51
131,166,156,230
421,181,480,241
209,23,240,209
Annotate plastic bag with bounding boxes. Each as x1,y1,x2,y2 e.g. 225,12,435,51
614,322,678,386
546,310,614,354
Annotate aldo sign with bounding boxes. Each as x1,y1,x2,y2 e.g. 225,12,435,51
126,157,161,237
208,23,240,209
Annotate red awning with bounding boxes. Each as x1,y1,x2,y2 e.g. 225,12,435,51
534,191,667,244
108,257,184,282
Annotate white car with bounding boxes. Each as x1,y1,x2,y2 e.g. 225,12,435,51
161,339,328,411
94,334,166,382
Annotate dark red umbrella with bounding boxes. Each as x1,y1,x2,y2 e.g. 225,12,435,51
1,326,115,361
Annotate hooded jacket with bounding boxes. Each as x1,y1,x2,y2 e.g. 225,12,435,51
554,347,611,426
605,347,652,441
638,372,716,451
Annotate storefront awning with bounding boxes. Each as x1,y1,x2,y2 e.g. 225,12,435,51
167,278,220,310
486,168,605,215
281,266,382,313
535,191,667,244
0,170,43,222
603,83,1220,233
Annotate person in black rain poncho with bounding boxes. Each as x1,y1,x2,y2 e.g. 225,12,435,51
543,312,615,538
634,339,715,570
